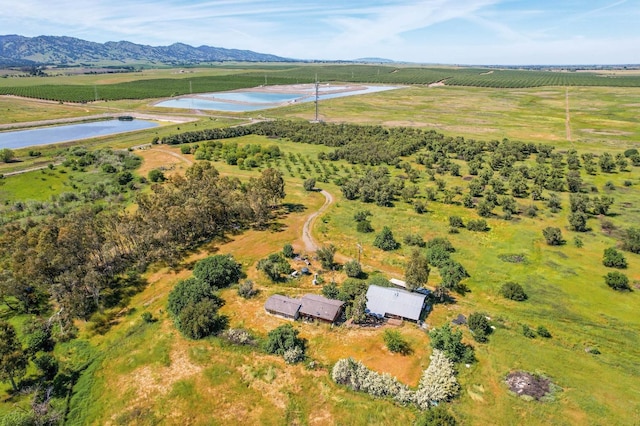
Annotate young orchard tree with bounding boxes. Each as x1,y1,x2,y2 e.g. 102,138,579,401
542,227,564,246
303,178,316,191
373,226,399,251
605,272,630,291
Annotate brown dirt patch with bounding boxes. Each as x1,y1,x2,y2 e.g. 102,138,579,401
136,147,193,178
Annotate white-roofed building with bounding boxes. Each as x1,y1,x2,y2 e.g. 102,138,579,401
365,285,427,322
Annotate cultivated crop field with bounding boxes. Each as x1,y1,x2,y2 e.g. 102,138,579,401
0,65,639,426
2,64,640,102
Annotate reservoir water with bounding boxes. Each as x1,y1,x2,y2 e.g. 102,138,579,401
156,85,401,112
0,119,159,149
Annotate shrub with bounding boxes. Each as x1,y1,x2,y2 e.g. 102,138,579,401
383,330,411,355
148,169,166,182
621,227,640,253
264,324,306,356
237,280,258,299
604,271,631,291
303,178,316,191
282,243,295,258
331,357,408,400
167,277,223,318
569,211,588,232
415,405,457,426
414,350,460,409
353,210,372,222
403,233,425,247
542,227,563,246
176,299,228,339
500,282,528,301
283,346,305,364
373,226,399,251
257,253,291,281
522,324,536,338
466,219,489,232
321,282,339,299
602,247,627,269
343,260,363,278
317,244,337,270
356,220,374,233
429,324,475,364
468,312,492,343
536,326,552,338
141,312,154,323
426,237,455,253
413,200,427,214
449,216,464,228
222,328,256,346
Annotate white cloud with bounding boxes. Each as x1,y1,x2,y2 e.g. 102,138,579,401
0,0,636,64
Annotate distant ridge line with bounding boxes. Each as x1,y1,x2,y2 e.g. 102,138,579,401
0,34,294,66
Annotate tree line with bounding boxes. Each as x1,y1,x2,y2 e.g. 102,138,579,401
0,163,286,326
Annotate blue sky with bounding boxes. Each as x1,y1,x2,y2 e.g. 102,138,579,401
0,0,638,64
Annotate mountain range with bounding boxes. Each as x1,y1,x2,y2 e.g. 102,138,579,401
0,35,293,66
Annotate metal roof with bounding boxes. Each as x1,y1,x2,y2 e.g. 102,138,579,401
299,294,344,322
365,285,426,321
389,278,407,288
264,294,301,318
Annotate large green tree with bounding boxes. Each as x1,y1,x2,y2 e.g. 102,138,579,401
257,253,291,281
193,254,242,289
405,250,430,291
0,321,28,391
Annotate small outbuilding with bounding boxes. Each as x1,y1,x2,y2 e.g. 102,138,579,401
264,295,302,320
299,294,345,323
365,285,427,322
389,278,408,289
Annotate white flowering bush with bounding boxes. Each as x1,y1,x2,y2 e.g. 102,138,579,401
414,350,460,409
331,349,460,410
283,346,305,364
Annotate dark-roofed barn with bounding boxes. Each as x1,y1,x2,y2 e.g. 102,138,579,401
264,295,301,320
299,294,345,323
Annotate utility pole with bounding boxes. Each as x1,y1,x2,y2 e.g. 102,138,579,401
314,74,319,122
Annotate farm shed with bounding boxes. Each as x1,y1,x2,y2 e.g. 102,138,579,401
299,294,345,323
389,278,408,289
264,295,301,320
365,285,427,322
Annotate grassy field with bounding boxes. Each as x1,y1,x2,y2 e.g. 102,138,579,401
1,69,640,425
38,133,636,425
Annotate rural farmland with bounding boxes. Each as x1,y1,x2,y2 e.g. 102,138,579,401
0,62,639,426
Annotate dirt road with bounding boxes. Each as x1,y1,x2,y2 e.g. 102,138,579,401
302,189,333,253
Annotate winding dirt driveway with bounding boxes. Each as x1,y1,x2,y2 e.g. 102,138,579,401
302,189,334,253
